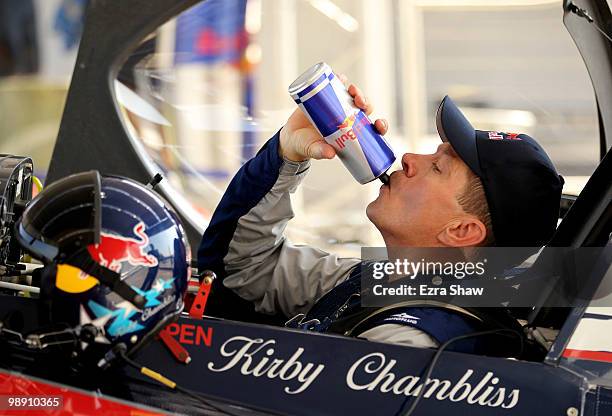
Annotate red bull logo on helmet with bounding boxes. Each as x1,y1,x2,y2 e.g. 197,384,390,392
335,112,370,149
88,222,158,273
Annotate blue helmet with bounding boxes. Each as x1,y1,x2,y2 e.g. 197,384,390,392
15,171,190,365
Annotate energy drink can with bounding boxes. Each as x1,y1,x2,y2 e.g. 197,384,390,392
288,62,395,184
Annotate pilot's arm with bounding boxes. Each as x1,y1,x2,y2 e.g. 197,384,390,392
198,131,359,318
199,80,381,319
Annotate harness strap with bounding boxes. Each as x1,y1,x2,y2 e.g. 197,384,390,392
63,249,145,309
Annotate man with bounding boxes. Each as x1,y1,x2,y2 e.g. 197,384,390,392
198,82,563,353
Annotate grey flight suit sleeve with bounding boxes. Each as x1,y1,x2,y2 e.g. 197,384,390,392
221,157,360,317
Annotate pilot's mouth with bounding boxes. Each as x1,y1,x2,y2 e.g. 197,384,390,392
386,172,399,190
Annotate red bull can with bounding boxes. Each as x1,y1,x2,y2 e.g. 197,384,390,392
288,62,395,184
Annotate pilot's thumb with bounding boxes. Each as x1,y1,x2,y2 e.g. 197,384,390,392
306,140,336,160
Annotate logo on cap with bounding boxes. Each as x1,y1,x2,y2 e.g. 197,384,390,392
488,131,521,141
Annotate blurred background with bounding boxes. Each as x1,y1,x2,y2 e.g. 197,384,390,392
0,0,600,256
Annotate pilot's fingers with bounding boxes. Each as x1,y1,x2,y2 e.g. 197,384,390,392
348,84,373,115
374,119,388,135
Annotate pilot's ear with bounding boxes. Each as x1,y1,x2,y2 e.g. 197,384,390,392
437,217,487,247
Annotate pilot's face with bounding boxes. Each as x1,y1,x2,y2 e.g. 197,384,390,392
367,143,473,246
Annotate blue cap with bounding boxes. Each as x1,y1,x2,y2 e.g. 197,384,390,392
435,96,564,248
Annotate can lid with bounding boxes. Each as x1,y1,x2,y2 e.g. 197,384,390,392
288,62,329,96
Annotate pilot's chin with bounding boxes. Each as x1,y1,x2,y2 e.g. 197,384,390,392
365,199,379,223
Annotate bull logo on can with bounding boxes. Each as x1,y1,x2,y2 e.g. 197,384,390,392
88,222,158,273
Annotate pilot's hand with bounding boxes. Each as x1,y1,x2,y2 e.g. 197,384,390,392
279,75,388,161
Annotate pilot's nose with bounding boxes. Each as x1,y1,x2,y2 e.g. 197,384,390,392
401,153,418,178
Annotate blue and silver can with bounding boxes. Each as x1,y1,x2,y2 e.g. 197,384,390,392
288,62,395,184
